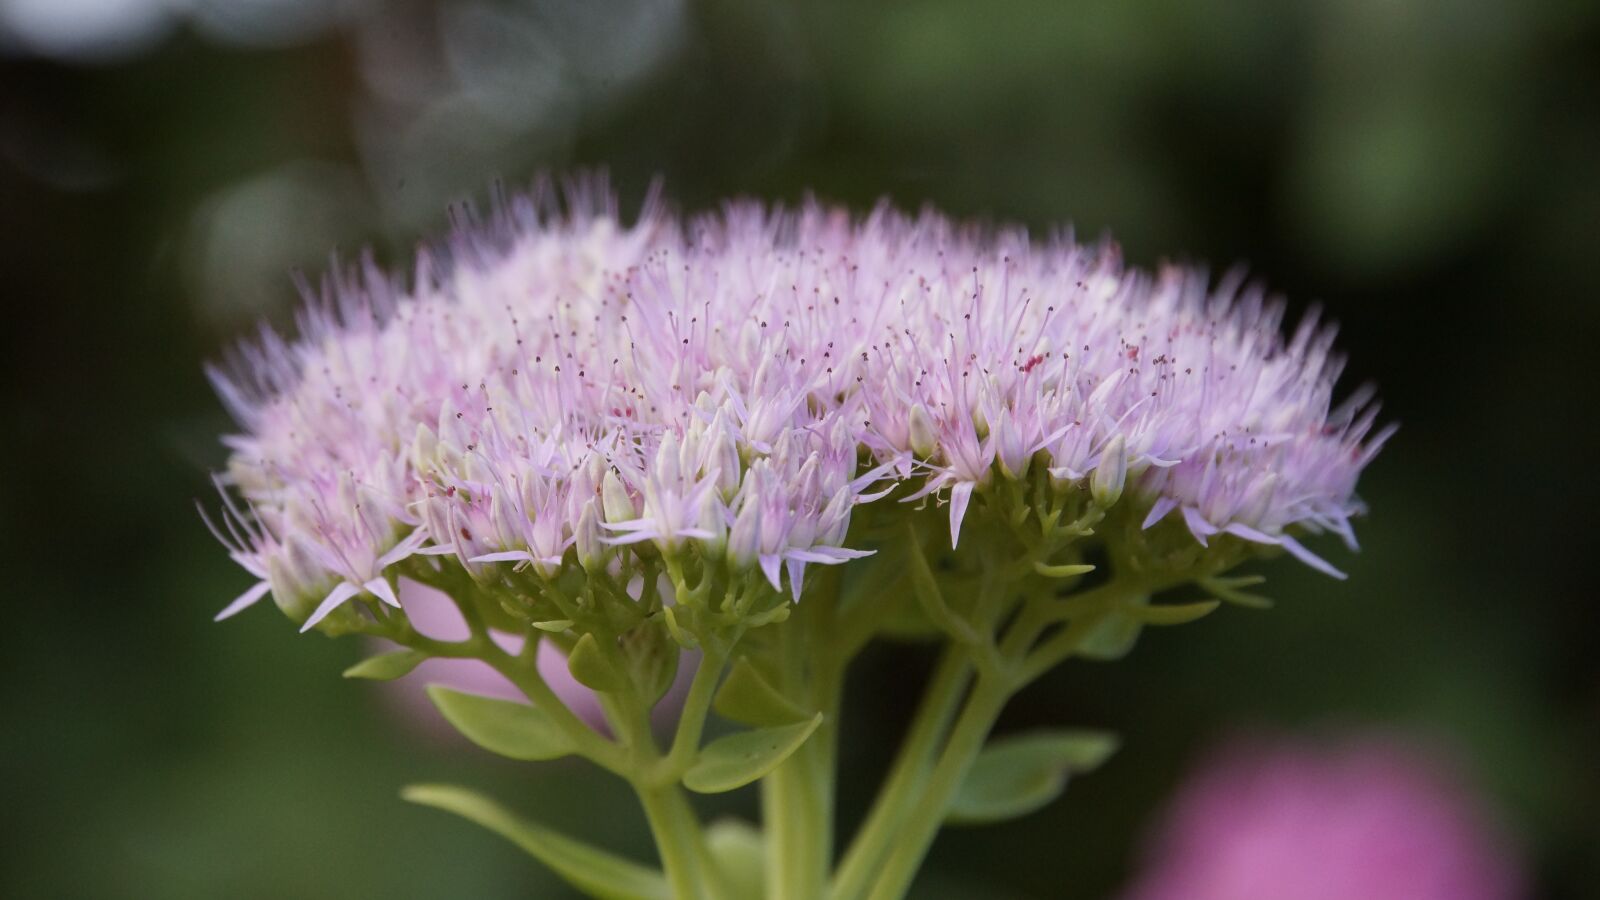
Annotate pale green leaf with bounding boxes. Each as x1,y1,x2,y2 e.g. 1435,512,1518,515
1076,609,1143,660
683,714,823,794
426,686,576,761
402,784,669,900
713,657,810,727
568,632,628,693
947,730,1119,825
342,649,427,681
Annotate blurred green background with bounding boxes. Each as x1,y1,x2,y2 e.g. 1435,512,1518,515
2,0,1596,897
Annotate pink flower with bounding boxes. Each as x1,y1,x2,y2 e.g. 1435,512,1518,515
206,179,1389,627
1123,732,1526,900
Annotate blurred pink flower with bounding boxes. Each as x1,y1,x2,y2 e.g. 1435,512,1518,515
370,579,691,737
1123,732,1525,900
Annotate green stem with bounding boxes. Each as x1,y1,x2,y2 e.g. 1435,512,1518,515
602,644,726,900
666,642,732,775
829,646,971,900
860,673,1013,900
636,782,717,900
765,611,830,900
481,648,630,775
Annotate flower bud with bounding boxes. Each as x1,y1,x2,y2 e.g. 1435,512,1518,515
727,500,762,569
1092,434,1127,508
575,499,606,572
602,470,637,523
972,404,990,440
709,428,742,500
994,408,1029,480
818,486,853,545
356,484,396,545
697,499,728,557
489,491,523,548
411,423,439,473
654,430,681,486
266,534,328,624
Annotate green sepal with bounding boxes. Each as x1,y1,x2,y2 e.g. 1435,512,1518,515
1131,600,1221,625
1199,575,1274,609
683,713,824,794
568,633,628,693
402,784,670,900
713,657,811,726
744,602,792,628
704,818,765,898
946,729,1119,826
342,649,427,680
661,606,700,650
426,685,577,761
532,619,575,632
1033,561,1096,579
621,624,680,706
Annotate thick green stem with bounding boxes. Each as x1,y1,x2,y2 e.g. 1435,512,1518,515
764,607,832,900
829,646,971,900
637,782,717,900
604,646,726,900
860,674,1013,900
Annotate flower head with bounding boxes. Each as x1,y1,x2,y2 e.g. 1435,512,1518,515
207,179,1389,629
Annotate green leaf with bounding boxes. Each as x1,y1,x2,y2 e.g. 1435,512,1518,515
946,730,1120,826
402,784,670,900
713,657,810,726
683,713,824,794
704,819,765,898
426,686,576,761
342,649,427,680
568,633,628,693
1131,600,1221,626
1076,609,1144,660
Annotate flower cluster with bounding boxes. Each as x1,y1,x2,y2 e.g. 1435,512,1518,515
1124,733,1524,900
206,180,1390,630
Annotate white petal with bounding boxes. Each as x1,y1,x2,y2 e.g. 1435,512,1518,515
214,580,271,622
300,581,361,633
1278,534,1346,580
785,557,806,601
363,577,401,608
758,553,783,592
1142,496,1178,530
948,481,975,549
375,529,428,569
